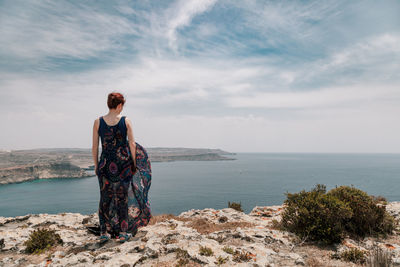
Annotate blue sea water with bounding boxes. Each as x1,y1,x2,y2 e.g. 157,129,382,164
0,153,399,217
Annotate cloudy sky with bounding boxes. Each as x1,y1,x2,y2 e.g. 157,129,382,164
0,0,399,153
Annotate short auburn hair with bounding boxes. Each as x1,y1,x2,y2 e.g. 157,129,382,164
107,92,126,109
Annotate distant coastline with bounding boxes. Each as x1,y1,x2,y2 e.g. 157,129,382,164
0,147,235,185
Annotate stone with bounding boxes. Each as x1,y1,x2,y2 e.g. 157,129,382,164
219,216,228,223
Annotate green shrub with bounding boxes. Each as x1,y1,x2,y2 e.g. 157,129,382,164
281,184,352,244
175,258,189,267
372,195,388,205
215,256,229,265
340,248,366,264
328,186,395,238
232,250,252,262
24,228,63,254
199,245,214,256
175,248,190,267
176,248,190,259
222,246,235,255
228,201,243,212
280,184,395,245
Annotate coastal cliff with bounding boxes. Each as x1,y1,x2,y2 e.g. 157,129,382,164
0,161,91,185
1,203,400,266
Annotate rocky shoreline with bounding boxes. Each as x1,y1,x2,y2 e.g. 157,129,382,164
1,203,400,266
0,162,91,185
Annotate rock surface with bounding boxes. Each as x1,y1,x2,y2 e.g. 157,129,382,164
1,203,400,266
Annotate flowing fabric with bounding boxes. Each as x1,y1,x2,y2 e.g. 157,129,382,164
97,116,152,235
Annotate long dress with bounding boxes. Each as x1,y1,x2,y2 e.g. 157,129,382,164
97,115,152,236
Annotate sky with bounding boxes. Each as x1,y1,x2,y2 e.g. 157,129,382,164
0,0,399,153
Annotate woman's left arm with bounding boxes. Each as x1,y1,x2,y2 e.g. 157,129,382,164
125,117,136,166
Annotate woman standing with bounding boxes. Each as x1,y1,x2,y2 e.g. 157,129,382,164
92,92,152,243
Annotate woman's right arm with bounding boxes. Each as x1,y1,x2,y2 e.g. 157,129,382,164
92,118,100,174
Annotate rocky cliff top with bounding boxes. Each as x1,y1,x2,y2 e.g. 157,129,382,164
1,203,400,267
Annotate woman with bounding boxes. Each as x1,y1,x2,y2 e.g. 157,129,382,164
92,92,152,243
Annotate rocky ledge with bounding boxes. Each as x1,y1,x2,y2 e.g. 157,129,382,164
1,203,400,267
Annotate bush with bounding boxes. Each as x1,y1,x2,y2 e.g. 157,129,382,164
328,186,395,238
280,184,395,244
24,228,63,254
175,248,190,259
232,250,252,262
228,201,243,212
175,258,189,267
175,248,190,267
340,248,366,264
373,195,388,204
199,245,214,256
215,256,229,265
281,184,352,244
222,246,235,255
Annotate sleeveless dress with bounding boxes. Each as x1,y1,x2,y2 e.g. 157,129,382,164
97,116,152,236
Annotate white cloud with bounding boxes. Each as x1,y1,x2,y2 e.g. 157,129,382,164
129,109,400,153
0,0,400,152
228,0,342,45
226,84,400,109
0,1,137,61
165,0,217,49
323,33,400,69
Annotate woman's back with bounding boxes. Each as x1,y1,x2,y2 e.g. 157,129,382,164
93,92,152,239
97,115,134,182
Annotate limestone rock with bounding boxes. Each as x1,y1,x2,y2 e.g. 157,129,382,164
0,203,399,266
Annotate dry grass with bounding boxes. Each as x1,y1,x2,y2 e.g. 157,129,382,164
149,214,255,235
306,257,325,267
293,244,360,267
148,214,191,225
366,245,393,267
173,248,203,267
148,260,201,267
187,218,255,234
175,261,202,267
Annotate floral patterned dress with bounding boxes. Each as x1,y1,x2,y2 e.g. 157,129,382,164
97,116,152,236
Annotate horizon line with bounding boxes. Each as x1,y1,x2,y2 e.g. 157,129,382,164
1,147,400,155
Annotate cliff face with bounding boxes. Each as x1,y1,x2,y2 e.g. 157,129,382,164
0,162,91,185
1,203,400,266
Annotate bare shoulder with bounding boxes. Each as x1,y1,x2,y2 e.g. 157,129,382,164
125,116,132,125
93,117,100,129
125,117,132,128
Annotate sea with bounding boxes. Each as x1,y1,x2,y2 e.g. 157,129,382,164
1,153,400,218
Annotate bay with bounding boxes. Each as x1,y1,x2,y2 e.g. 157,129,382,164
0,153,399,217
